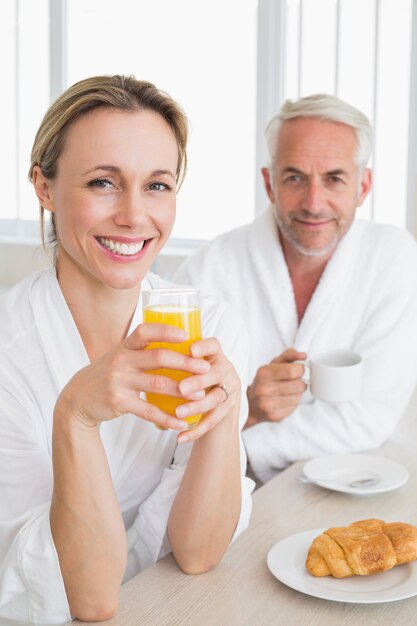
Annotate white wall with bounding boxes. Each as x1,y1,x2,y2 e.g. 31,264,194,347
0,239,188,289
0,240,51,287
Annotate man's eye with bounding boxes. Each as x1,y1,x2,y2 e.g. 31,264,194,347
88,178,113,188
285,175,301,183
328,176,343,184
148,182,170,191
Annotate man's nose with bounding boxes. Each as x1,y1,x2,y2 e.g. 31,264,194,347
303,180,325,212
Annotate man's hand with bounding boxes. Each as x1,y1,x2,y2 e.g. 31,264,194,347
245,348,307,428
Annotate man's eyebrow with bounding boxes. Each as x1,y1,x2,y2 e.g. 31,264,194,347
280,166,349,177
326,168,349,177
281,166,304,175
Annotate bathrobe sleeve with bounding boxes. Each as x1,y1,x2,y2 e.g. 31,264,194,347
124,294,254,579
243,234,417,483
0,366,71,625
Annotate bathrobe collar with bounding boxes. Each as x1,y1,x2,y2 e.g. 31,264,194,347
29,268,151,393
247,205,361,349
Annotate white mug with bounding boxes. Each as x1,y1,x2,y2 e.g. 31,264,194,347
301,349,363,403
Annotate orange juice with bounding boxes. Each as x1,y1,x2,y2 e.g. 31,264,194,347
143,305,202,428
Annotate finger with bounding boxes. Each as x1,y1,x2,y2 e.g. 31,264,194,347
177,405,228,443
175,385,228,419
177,365,229,397
257,362,305,383
261,378,307,396
190,337,221,359
131,371,205,400
253,392,303,419
256,397,302,422
124,394,188,430
271,348,307,365
137,348,211,376
124,323,187,350
279,393,304,409
276,392,304,410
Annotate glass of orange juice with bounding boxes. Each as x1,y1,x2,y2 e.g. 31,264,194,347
142,288,203,429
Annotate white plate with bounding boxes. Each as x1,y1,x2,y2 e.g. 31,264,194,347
267,528,417,603
302,453,409,495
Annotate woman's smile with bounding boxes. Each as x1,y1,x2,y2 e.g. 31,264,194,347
94,235,152,263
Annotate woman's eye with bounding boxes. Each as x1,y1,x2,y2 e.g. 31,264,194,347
88,178,113,189
148,182,170,192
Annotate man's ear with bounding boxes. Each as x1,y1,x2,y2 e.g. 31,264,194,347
32,166,55,213
357,168,372,207
261,166,275,203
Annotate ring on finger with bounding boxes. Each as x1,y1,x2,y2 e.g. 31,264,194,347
212,383,228,403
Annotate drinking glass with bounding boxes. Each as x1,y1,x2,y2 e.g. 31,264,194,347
142,288,202,429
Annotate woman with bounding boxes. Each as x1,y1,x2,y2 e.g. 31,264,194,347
0,75,253,625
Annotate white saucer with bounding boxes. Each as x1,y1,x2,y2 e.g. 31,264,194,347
302,453,409,495
267,528,417,603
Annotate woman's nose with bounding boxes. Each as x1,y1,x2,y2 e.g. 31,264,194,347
113,189,148,228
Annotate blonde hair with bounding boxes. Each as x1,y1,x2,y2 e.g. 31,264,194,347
29,74,188,246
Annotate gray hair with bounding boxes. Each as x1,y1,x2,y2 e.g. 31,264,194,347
265,93,373,172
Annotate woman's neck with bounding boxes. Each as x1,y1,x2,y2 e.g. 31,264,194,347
56,263,141,362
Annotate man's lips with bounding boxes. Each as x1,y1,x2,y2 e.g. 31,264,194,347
295,218,335,228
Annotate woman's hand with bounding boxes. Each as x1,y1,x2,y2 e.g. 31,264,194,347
54,323,212,431
173,337,241,444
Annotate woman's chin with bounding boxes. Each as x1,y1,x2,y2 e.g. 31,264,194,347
97,266,149,291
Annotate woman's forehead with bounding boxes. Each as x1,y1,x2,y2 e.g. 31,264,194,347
58,108,179,174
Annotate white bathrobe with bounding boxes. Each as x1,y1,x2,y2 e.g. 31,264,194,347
175,206,417,483
0,268,253,626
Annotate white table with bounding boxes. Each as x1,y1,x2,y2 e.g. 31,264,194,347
71,390,417,625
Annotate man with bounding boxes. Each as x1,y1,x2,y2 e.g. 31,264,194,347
174,94,417,484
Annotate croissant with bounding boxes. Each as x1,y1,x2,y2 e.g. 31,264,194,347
306,519,417,578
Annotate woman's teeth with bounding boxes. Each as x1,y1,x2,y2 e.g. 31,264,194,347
98,237,146,256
